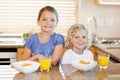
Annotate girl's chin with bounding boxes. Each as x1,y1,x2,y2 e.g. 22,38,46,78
78,46,85,50
43,29,52,31
44,28,53,31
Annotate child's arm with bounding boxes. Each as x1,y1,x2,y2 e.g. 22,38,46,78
22,47,45,62
22,47,31,60
51,44,64,66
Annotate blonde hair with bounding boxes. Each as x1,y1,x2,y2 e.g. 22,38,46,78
65,24,89,50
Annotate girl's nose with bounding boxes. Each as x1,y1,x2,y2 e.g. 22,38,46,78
46,20,51,25
78,38,85,42
78,38,83,41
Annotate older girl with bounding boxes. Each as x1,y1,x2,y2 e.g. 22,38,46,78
22,6,64,66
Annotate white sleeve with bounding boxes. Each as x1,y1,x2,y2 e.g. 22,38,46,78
60,50,72,64
83,50,94,60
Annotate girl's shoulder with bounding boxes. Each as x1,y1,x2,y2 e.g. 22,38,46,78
51,33,64,44
28,33,37,38
52,33,64,38
26,33,38,41
64,49,74,55
83,49,93,55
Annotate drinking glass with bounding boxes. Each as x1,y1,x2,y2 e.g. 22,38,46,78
39,56,51,72
98,52,110,69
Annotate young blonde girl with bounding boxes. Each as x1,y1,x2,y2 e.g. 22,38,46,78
61,24,94,64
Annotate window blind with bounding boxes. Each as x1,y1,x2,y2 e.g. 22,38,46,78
0,0,79,33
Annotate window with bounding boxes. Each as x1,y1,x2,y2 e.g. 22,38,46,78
0,0,80,34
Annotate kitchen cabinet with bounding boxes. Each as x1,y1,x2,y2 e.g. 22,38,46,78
0,48,17,64
0,45,24,63
0,33,25,62
95,0,120,5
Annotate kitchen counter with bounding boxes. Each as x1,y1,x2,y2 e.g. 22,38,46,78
0,34,25,48
61,63,120,80
1,63,120,80
0,45,24,48
93,43,120,62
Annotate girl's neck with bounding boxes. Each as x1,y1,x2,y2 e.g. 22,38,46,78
40,31,53,37
72,48,83,55
38,31,54,43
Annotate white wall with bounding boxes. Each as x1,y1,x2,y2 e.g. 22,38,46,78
80,0,120,39
1,0,120,39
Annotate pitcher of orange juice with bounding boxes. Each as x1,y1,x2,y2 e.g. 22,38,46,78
39,56,51,72
98,52,110,69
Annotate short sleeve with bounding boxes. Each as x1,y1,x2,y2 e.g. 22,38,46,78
54,34,64,45
83,50,94,60
24,36,33,49
24,33,37,49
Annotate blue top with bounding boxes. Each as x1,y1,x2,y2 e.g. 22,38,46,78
25,33,64,56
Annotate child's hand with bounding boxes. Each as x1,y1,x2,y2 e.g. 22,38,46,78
28,54,41,61
36,54,45,60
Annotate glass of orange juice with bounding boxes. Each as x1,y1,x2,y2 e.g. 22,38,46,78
98,52,110,69
39,56,51,72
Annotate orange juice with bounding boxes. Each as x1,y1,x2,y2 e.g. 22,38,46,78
98,57,109,66
39,59,51,71
98,53,110,69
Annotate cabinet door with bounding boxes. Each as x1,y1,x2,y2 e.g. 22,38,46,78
17,47,24,61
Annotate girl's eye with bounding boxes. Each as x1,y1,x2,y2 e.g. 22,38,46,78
41,18,55,22
42,19,46,21
74,36,79,38
51,19,55,22
82,36,86,39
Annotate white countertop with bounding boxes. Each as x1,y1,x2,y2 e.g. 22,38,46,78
0,33,23,37
0,33,25,46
